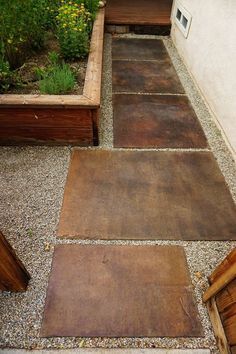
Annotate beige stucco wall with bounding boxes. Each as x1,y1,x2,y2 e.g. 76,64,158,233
171,0,236,157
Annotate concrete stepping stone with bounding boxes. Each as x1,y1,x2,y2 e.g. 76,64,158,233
1,351,211,354
112,60,185,94
41,245,202,337
112,38,169,60
113,94,208,148
57,150,236,240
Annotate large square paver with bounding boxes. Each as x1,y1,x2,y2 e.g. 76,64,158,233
57,150,236,240
41,245,202,337
112,60,185,94
113,94,208,148
112,38,168,60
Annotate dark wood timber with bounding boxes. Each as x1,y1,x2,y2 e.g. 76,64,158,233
209,249,236,284
41,245,202,337
57,150,236,240
216,279,236,345
231,346,236,354
113,94,208,148
112,38,168,60
0,108,93,145
204,249,236,354
106,0,173,26
0,231,30,292
112,60,185,94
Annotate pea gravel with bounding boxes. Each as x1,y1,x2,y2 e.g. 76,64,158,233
0,33,236,352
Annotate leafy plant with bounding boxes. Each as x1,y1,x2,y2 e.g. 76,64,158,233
56,2,90,60
83,0,99,20
0,56,12,93
0,0,52,68
0,42,15,93
39,54,76,94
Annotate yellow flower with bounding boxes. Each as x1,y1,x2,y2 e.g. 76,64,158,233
7,39,12,44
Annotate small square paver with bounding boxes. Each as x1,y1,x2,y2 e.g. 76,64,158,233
112,38,168,60
57,150,236,240
112,60,185,94
113,94,208,148
41,245,203,337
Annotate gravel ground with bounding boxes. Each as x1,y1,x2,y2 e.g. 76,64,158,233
0,33,236,352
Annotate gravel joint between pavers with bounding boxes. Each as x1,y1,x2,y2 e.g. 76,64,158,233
0,34,236,352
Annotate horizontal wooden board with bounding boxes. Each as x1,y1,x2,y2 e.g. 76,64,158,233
0,108,92,128
0,127,93,146
106,0,173,25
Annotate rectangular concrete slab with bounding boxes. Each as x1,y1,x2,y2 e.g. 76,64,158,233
112,60,185,94
1,351,211,354
41,245,203,338
57,150,236,240
113,94,208,148
112,38,168,60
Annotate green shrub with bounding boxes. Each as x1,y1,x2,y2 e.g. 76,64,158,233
83,0,100,20
56,2,91,60
61,0,99,21
0,57,12,93
39,53,76,94
0,0,51,68
43,0,61,29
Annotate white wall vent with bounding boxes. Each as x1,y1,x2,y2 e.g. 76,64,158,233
174,2,192,38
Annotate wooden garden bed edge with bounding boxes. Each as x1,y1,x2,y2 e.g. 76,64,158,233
0,8,105,109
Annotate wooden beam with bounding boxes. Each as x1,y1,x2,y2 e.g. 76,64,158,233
207,297,231,354
0,232,30,292
210,249,236,284
83,8,105,105
203,264,236,303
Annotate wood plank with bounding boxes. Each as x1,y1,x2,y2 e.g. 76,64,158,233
209,249,236,284
106,0,173,26
216,279,236,313
0,107,93,127
0,126,93,146
0,231,30,292
231,345,236,354
203,264,236,303
83,8,105,105
0,94,92,108
41,245,202,337
216,281,236,345
206,297,231,354
223,313,236,345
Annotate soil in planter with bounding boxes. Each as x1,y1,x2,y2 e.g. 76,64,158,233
7,32,87,95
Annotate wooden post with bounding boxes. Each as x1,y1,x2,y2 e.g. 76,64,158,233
0,231,30,292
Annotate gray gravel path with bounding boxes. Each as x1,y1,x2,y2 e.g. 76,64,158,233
0,34,236,352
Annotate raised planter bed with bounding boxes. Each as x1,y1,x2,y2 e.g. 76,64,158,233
0,8,105,146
